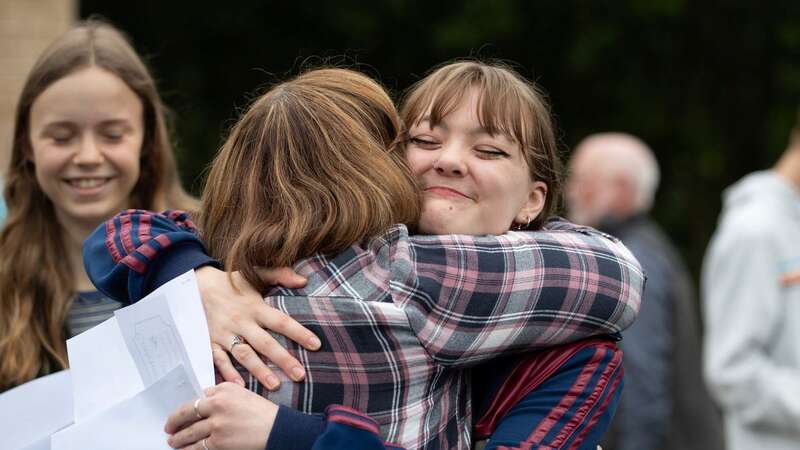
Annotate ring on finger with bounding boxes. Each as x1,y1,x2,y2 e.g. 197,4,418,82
193,398,204,419
229,335,245,352
202,438,210,450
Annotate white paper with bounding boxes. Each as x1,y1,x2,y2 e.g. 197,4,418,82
20,436,51,450
164,271,215,389
116,293,192,387
67,317,142,422
115,270,213,390
0,370,73,450
66,270,213,422
51,364,200,450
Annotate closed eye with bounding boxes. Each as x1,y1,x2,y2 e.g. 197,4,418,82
50,133,75,145
102,132,124,142
53,136,73,145
476,147,510,158
99,123,130,143
409,136,440,149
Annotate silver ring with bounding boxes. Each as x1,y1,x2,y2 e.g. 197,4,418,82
229,335,245,352
193,398,203,419
202,438,210,450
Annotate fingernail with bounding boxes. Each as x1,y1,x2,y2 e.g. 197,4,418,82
307,336,321,350
236,378,245,386
266,374,280,389
291,366,306,381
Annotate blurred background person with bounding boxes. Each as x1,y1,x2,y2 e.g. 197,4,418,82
702,117,800,450
567,132,723,450
0,20,197,392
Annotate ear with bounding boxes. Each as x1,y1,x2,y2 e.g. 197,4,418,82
514,181,547,226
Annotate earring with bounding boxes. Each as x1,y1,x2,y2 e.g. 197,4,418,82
515,216,531,231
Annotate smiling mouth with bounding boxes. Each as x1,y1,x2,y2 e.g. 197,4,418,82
424,186,471,199
64,177,113,189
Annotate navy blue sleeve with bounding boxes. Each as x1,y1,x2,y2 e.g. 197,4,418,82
267,405,404,450
266,405,326,450
82,209,219,303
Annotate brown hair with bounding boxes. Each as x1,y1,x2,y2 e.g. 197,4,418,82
0,19,197,391
401,60,562,229
200,68,420,292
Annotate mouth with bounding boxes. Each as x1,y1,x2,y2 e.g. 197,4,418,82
423,186,472,200
63,177,114,194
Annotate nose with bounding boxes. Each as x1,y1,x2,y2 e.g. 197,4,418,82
433,143,467,177
73,134,104,166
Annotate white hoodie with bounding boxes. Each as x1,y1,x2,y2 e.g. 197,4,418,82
702,171,800,450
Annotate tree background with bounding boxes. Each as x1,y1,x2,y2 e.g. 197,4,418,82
80,0,800,279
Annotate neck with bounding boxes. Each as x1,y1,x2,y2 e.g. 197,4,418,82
58,215,98,292
774,144,800,189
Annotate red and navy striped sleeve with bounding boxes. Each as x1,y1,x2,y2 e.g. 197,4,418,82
83,209,219,303
476,339,624,450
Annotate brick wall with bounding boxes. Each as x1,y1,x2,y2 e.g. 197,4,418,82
0,0,75,173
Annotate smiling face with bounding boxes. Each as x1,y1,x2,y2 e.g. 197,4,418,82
28,66,143,232
406,88,546,235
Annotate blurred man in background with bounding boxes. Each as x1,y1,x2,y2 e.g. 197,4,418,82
567,133,723,450
702,121,800,450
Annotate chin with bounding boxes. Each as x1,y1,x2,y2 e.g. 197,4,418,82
60,202,126,228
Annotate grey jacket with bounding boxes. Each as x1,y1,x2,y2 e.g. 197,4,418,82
703,171,800,450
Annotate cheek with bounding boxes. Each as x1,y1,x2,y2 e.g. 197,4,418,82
31,146,67,183
405,148,431,177
482,168,529,205
112,139,144,182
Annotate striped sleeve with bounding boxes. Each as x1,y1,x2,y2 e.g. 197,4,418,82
485,342,624,450
399,218,644,367
82,209,217,303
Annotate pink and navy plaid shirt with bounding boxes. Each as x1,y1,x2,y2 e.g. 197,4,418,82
85,210,644,450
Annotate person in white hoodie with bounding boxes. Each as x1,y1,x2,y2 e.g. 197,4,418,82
702,123,800,450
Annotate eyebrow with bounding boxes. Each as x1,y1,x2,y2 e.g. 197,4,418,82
97,119,133,128
42,118,132,129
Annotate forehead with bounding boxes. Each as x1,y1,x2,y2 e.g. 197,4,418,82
30,67,142,126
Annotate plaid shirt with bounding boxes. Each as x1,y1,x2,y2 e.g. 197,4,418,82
84,210,644,450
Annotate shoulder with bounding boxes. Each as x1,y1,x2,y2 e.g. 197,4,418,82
714,171,799,239
712,204,786,249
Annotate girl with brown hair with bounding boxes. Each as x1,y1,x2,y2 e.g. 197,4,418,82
85,63,642,449
0,19,198,392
